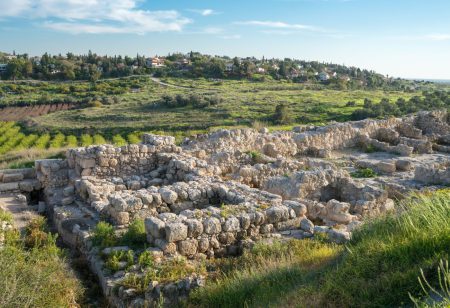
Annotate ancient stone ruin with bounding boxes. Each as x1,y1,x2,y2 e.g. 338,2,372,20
0,110,449,306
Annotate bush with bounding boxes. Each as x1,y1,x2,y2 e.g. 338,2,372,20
138,251,154,268
273,103,292,124
80,134,93,146
127,133,141,144
112,134,127,146
120,219,146,248
33,134,51,149
105,250,135,272
65,135,78,147
92,221,117,248
93,134,106,145
351,167,377,178
49,133,66,148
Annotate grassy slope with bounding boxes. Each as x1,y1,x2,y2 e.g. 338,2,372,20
33,78,417,134
190,190,450,308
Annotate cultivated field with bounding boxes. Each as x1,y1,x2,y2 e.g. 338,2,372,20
0,103,75,121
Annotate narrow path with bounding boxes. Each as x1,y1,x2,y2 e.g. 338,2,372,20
0,193,38,232
150,76,193,89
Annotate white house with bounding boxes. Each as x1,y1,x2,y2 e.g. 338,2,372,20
257,67,266,74
146,56,165,68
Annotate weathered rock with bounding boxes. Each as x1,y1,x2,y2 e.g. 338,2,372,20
203,217,221,234
165,223,188,242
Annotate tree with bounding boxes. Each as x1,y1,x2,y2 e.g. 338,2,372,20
273,103,292,124
6,58,31,81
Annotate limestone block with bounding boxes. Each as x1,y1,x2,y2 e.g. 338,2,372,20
203,217,222,235
300,218,314,233
185,219,203,238
265,205,290,224
2,173,24,183
145,217,166,239
79,158,96,169
223,217,240,232
178,239,198,256
165,223,188,242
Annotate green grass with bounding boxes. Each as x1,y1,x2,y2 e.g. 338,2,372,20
0,213,83,308
351,167,378,178
189,190,450,308
30,78,418,135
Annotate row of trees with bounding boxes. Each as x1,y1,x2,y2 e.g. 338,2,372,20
159,93,223,109
351,91,449,120
0,121,144,155
0,51,420,90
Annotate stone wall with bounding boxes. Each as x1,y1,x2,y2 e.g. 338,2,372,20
0,168,40,194
145,199,309,258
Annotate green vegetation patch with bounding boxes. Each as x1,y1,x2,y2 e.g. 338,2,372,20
351,167,378,178
0,215,83,307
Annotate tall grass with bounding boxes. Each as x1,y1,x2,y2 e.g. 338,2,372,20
321,190,450,307
190,190,450,308
0,213,83,307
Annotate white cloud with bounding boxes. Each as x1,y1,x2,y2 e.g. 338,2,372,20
188,9,218,16
0,0,191,34
235,20,320,31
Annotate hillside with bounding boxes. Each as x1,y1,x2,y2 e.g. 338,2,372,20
0,51,439,91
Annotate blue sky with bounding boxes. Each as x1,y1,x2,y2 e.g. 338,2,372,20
1,0,450,79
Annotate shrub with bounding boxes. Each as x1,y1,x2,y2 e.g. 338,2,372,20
92,221,117,248
24,217,49,249
112,134,127,146
87,100,103,108
127,133,141,144
138,251,154,268
49,133,66,148
273,103,292,125
93,134,106,145
16,134,39,150
105,250,135,272
351,167,377,178
120,219,146,248
80,134,93,146
0,208,13,223
33,134,51,149
65,135,78,147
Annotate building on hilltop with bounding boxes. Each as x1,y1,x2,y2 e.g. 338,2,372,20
146,56,165,68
